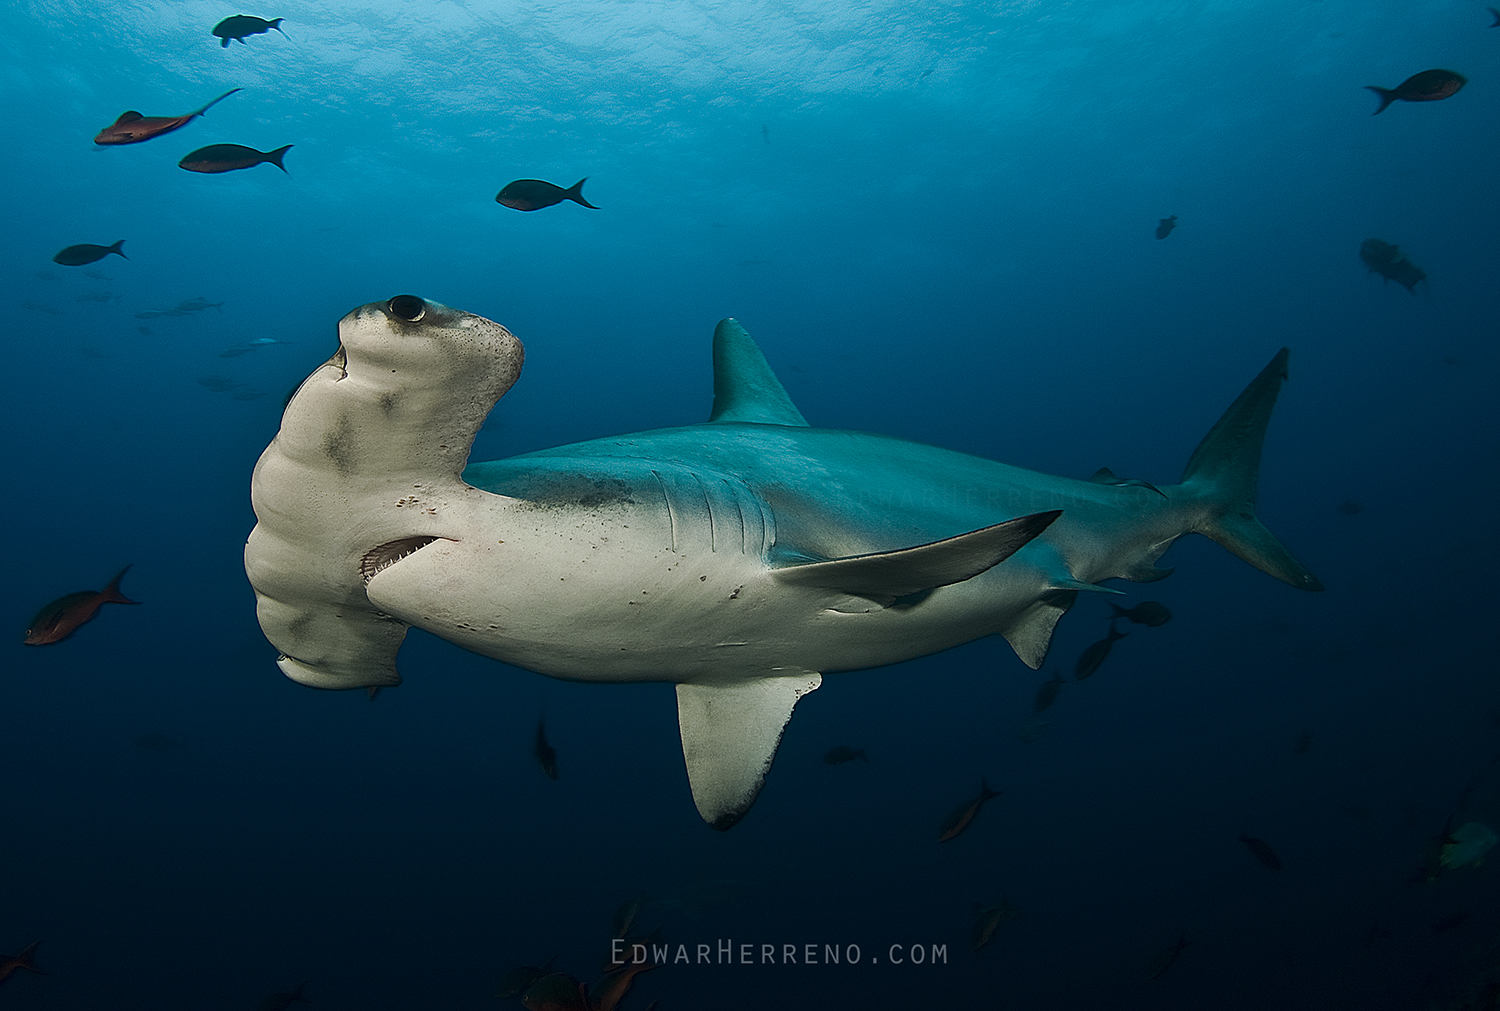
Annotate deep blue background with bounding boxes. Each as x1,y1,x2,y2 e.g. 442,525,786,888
3,1,1499,1007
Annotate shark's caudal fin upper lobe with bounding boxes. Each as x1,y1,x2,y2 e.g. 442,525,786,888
1177,348,1323,591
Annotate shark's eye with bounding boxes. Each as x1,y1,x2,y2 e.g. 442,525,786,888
387,295,426,322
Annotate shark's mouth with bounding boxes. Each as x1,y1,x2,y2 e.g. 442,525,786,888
360,536,446,584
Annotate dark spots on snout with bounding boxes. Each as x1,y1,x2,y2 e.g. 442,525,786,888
323,412,357,476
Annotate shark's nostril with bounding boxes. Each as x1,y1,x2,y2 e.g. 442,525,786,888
387,295,426,322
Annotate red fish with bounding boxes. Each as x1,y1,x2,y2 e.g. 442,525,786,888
938,778,1001,842
24,566,140,645
0,941,43,985
179,143,292,174
1366,69,1466,114
94,89,240,145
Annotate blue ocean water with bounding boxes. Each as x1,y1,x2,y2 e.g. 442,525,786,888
4,0,1499,1007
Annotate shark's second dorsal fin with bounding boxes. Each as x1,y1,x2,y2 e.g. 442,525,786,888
773,511,1060,598
707,318,808,426
677,672,822,830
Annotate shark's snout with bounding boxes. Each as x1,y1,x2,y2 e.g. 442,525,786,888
386,294,427,322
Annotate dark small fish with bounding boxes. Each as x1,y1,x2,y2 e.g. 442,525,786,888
761,124,770,145
0,942,42,985
22,301,63,315
823,745,868,765
1145,932,1190,980
1239,832,1282,871
1015,712,1050,743
590,961,656,1011
938,778,1001,842
520,972,589,1011
534,718,558,780
176,297,226,313
1337,500,1362,516
1490,7,1500,26
179,143,291,174
94,88,240,145
1074,622,1127,680
1360,238,1425,293
1155,215,1178,239
1366,69,1466,114
496,957,555,999
213,15,286,47
1108,601,1172,627
230,388,267,401
198,375,240,392
612,898,642,940
53,240,126,266
1432,910,1470,933
496,177,598,211
256,982,309,1011
24,566,139,645
1033,670,1064,712
969,897,1021,951
1293,729,1312,755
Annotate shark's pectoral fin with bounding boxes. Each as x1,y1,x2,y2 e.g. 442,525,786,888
677,671,822,830
772,510,1060,598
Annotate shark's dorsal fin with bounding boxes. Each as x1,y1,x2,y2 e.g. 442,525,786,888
773,511,1060,598
117,111,144,123
677,672,822,830
707,318,808,426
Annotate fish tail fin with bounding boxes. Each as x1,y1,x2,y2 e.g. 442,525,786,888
265,145,293,173
1173,349,1323,591
109,240,127,259
271,18,286,33
1365,86,1395,114
103,564,141,605
566,177,599,209
16,941,42,974
980,777,1001,802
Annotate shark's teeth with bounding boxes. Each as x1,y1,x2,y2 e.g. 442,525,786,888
360,536,442,583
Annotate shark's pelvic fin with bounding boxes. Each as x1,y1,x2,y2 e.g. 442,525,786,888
1003,590,1078,669
677,671,822,830
772,511,1061,598
707,318,809,426
1179,348,1323,591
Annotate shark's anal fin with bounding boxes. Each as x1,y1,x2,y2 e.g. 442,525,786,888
677,671,822,830
707,319,809,426
772,510,1060,598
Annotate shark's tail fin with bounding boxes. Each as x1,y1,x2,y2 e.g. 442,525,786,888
1177,348,1323,591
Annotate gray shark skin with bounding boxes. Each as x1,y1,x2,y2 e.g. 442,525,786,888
245,296,1321,830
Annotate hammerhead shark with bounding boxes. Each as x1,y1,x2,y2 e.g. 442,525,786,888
245,296,1321,829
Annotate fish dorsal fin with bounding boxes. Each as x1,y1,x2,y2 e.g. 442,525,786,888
707,318,808,426
116,111,143,123
677,671,822,829
773,511,1059,598
1089,467,1118,483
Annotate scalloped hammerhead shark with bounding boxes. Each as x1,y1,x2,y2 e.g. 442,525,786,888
245,295,1321,829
